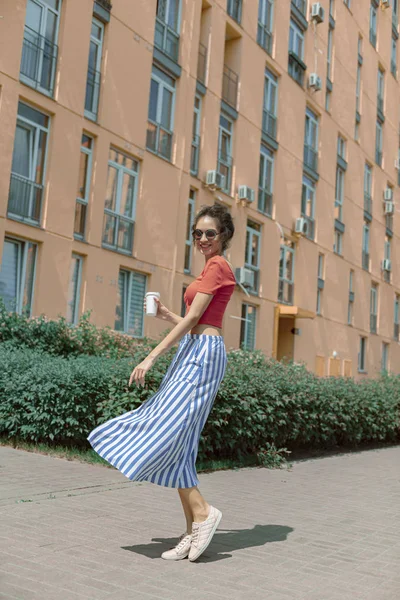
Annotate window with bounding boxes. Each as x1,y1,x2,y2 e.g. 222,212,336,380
316,253,324,315
394,294,400,341
245,221,261,294
240,304,257,350
288,19,306,86
344,0,351,7
383,235,391,283
292,0,307,15
8,102,50,226
304,108,319,172
115,270,147,337
258,0,274,54
0,238,37,316
381,342,389,373
370,283,378,333
278,239,295,305
258,145,274,216
191,94,202,176
74,134,93,240
337,135,346,160
217,113,234,194
364,163,372,214
227,0,242,23
391,36,397,78
334,229,343,256
355,65,361,115
84,18,104,121
325,89,331,113
262,69,278,139
184,189,196,273
347,269,354,325
377,67,385,115
329,0,335,17
102,149,139,254
147,66,176,161
301,175,316,240
375,120,383,166
327,28,333,82
358,336,367,372
66,254,83,325
370,2,377,48
20,0,61,96
362,223,370,270
335,166,344,223
155,0,181,62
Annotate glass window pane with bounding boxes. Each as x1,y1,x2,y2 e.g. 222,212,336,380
18,102,48,128
148,79,159,122
12,125,31,177
22,242,36,316
77,151,89,200
161,89,173,129
115,271,126,331
105,166,118,211
0,240,19,311
120,173,135,217
35,130,47,184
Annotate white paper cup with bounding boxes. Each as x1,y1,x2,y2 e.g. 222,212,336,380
145,292,160,316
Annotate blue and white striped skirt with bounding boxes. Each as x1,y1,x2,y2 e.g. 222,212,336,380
87,334,227,489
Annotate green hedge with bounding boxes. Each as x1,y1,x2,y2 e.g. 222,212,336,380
1,342,399,463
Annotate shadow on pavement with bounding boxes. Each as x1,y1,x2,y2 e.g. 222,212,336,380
122,524,293,561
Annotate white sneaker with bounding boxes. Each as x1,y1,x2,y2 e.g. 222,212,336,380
189,506,222,562
161,532,192,561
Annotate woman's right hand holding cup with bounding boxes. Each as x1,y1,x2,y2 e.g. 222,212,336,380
144,293,170,321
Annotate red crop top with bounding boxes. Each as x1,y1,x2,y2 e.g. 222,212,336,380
183,255,236,329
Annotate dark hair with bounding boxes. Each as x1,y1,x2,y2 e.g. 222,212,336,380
192,204,235,253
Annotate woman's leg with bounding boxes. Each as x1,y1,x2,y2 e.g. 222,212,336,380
178,486,210,528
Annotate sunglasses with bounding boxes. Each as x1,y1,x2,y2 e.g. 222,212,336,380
192,228,220,240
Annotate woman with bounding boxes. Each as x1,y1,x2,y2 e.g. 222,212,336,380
88,204,235,562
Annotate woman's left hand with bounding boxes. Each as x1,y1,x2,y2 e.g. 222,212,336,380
129,356,155,387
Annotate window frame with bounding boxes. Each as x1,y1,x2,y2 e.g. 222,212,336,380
258,144,274,217
301,175,316,240
240,303,257,350
257,0,274,53
358,336,367,372
217,112,234,194
347,269,354,325
245,220,261,294
0,237,38,316
262,68,278,138
278,241,295,305
147,65,176,161
84,17,104,121
190,94,202,176
66,254,83,325
115,269,147,338
74,133,93,240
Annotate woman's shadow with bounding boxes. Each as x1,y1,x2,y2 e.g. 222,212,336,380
122,524,293,562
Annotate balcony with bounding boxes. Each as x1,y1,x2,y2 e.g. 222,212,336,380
190,134,200,176
288,51,306,86
258,189,272,216
370,313,377,334
146,121,173,161
278,280,294,305
362,250,370,271
222,64,239,109
102,211,134,254
197,42,207,85
227,0,242,24
217,150,233,194
303,144,318,173
262,109,277,140
8,173,43,225
154,16,180,63
20,26,58,95
84,67,101,119
257,22,273,55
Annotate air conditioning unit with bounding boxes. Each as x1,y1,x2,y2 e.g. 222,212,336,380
205,170,225,190
381,259,392,271
384,188,393,201
311,3,325,23
308,73,322,91
238,185,255,203
295,217,309,235
395,158,400,170
235,267,255,289
384,201,395,215
381,0,390,8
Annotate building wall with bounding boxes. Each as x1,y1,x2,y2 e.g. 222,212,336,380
0,0,399,378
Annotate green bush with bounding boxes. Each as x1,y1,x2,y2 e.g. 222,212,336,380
1,344,399,463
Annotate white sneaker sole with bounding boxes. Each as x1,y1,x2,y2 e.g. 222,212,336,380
189,510,222,562
161,551,189,561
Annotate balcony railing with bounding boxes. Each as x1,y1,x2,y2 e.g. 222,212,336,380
262,109,277,140
278,280,294,305
146,121,173,161
84,67,101,119
197,42,207,84
20,26,58,95
362,250,370,271
257,22,273,55
258,189,272,216
364,193,372,215
227,0,242,23
394,322,400,341
303,144,318,172
102,211,134,253
8,173,43,224
217,151,233,193
222,64,239,109
370,313,377,334
190,134,200,176
154,17,180,62
292,0,306,16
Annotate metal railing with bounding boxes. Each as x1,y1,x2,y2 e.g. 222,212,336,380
146,121,173,161
8,173,43,224
370,314,377,334
197,42,207,84
291,0,306,15
84,67,101,118
257,22,273,55
364,193,372,214
262,109,277,139
362,250,370,271
20,26,58,95
258,189,272,216
227,0,242,23
217,150,233,193
303,144,318,172
222,64,239,109
190,134,200,176
102,211,134,253
154,16,180,62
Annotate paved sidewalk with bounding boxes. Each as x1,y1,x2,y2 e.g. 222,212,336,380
0,446,399,600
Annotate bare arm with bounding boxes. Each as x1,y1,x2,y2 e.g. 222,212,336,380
130,292,213,387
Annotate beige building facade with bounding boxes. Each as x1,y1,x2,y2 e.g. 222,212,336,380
0,0,400,378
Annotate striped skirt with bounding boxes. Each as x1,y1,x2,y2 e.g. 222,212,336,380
87,334,227,489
